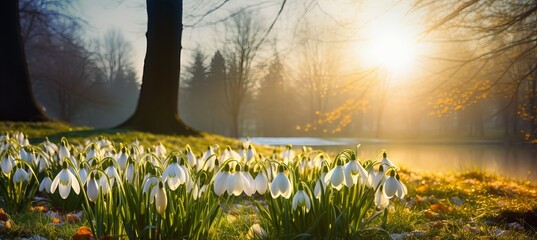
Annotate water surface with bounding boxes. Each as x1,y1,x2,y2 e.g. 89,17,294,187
249,138,537,182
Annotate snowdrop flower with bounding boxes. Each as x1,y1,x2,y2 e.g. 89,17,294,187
39,176,52,193
298,157,308,176
19,148,34,165
395,173,408,199
154,143,167,158
85,145,100,165
69,155,79,171
270,166,293,199
86,173,99,202
221,146,241,165
97,138,112,151
214,165,230,196
185,145,197,167
292,188,311,212
151,181,167,216
254,170,268,195
324,161,345,190
312,154,327,170
51,163,81,199
15,132,29,146
314,169,328,199
245,145,256,162
145,155,161,168
280,145,295,164
37,155,49,173
1,154,14,175
104,163,120,187
13,166,30,184
225,170,243,196
383,171,399,198
241,166,255,196
375,186,390,210
43,137,57,156
162,158,187,191
76,162,88,185
97,172,111,194
200,146,218,172
380,152,395,170
367,165,386,189
142,175,159,194
125,159,135,183
116,148,129,170
192,182,208,200
59,142,70,165
344,159,368,188
225,165,252,196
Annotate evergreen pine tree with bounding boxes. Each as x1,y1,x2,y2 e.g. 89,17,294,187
257,55,294,136
183,49,208,130
206,51,229,135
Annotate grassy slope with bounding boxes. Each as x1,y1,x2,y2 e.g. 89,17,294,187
0,121,255,153
1,122,536,239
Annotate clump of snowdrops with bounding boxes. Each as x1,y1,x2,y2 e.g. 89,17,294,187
214,144,407,239
0,132,407,239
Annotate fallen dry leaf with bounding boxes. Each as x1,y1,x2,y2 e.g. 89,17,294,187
424,210,440,219
73,226,94,240
32,205,48,213
430,203,450,213
416,195,425,203
52,217,61,224
66,213,81,224
0,208,9,221
4,220,12,230
417,185,429,193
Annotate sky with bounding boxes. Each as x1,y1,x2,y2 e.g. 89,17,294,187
73,0,427,86
76,0,147,77
75,0,290,79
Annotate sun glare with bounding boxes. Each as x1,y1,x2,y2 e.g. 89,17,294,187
356,2,422,77
367,30,417,74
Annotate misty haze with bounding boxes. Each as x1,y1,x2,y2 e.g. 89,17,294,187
1,0,536,239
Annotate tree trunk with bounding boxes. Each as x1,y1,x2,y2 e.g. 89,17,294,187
118,0,197,135
0,0,47,121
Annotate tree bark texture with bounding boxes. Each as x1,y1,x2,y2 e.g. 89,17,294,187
119,0,197,135
0,0,47,121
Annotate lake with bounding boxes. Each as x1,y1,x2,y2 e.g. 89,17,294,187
248,137,537,182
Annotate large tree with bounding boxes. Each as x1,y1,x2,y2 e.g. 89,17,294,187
182,49,209,131
224,12,263,138
206,51,229,135
256,54,295,136
119,0,197,134
0,0,47,121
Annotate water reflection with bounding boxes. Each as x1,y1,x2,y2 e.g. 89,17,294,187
352,144,537,182
249,138,537,182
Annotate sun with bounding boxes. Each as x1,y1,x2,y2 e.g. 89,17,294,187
360,25,419,76
367,30,417,74
355,2,423,77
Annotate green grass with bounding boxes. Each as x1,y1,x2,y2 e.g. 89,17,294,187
1,121,536,239
1,210,83,239
0,121,263,154
211,201,260,239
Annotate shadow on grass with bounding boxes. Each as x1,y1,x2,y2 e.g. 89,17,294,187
490,207,537,230
28,128,131,144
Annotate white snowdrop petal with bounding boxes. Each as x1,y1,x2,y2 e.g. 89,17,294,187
69,171,80,194
59,184,71,199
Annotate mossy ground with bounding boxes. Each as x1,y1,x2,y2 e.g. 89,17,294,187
1,122,536,239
